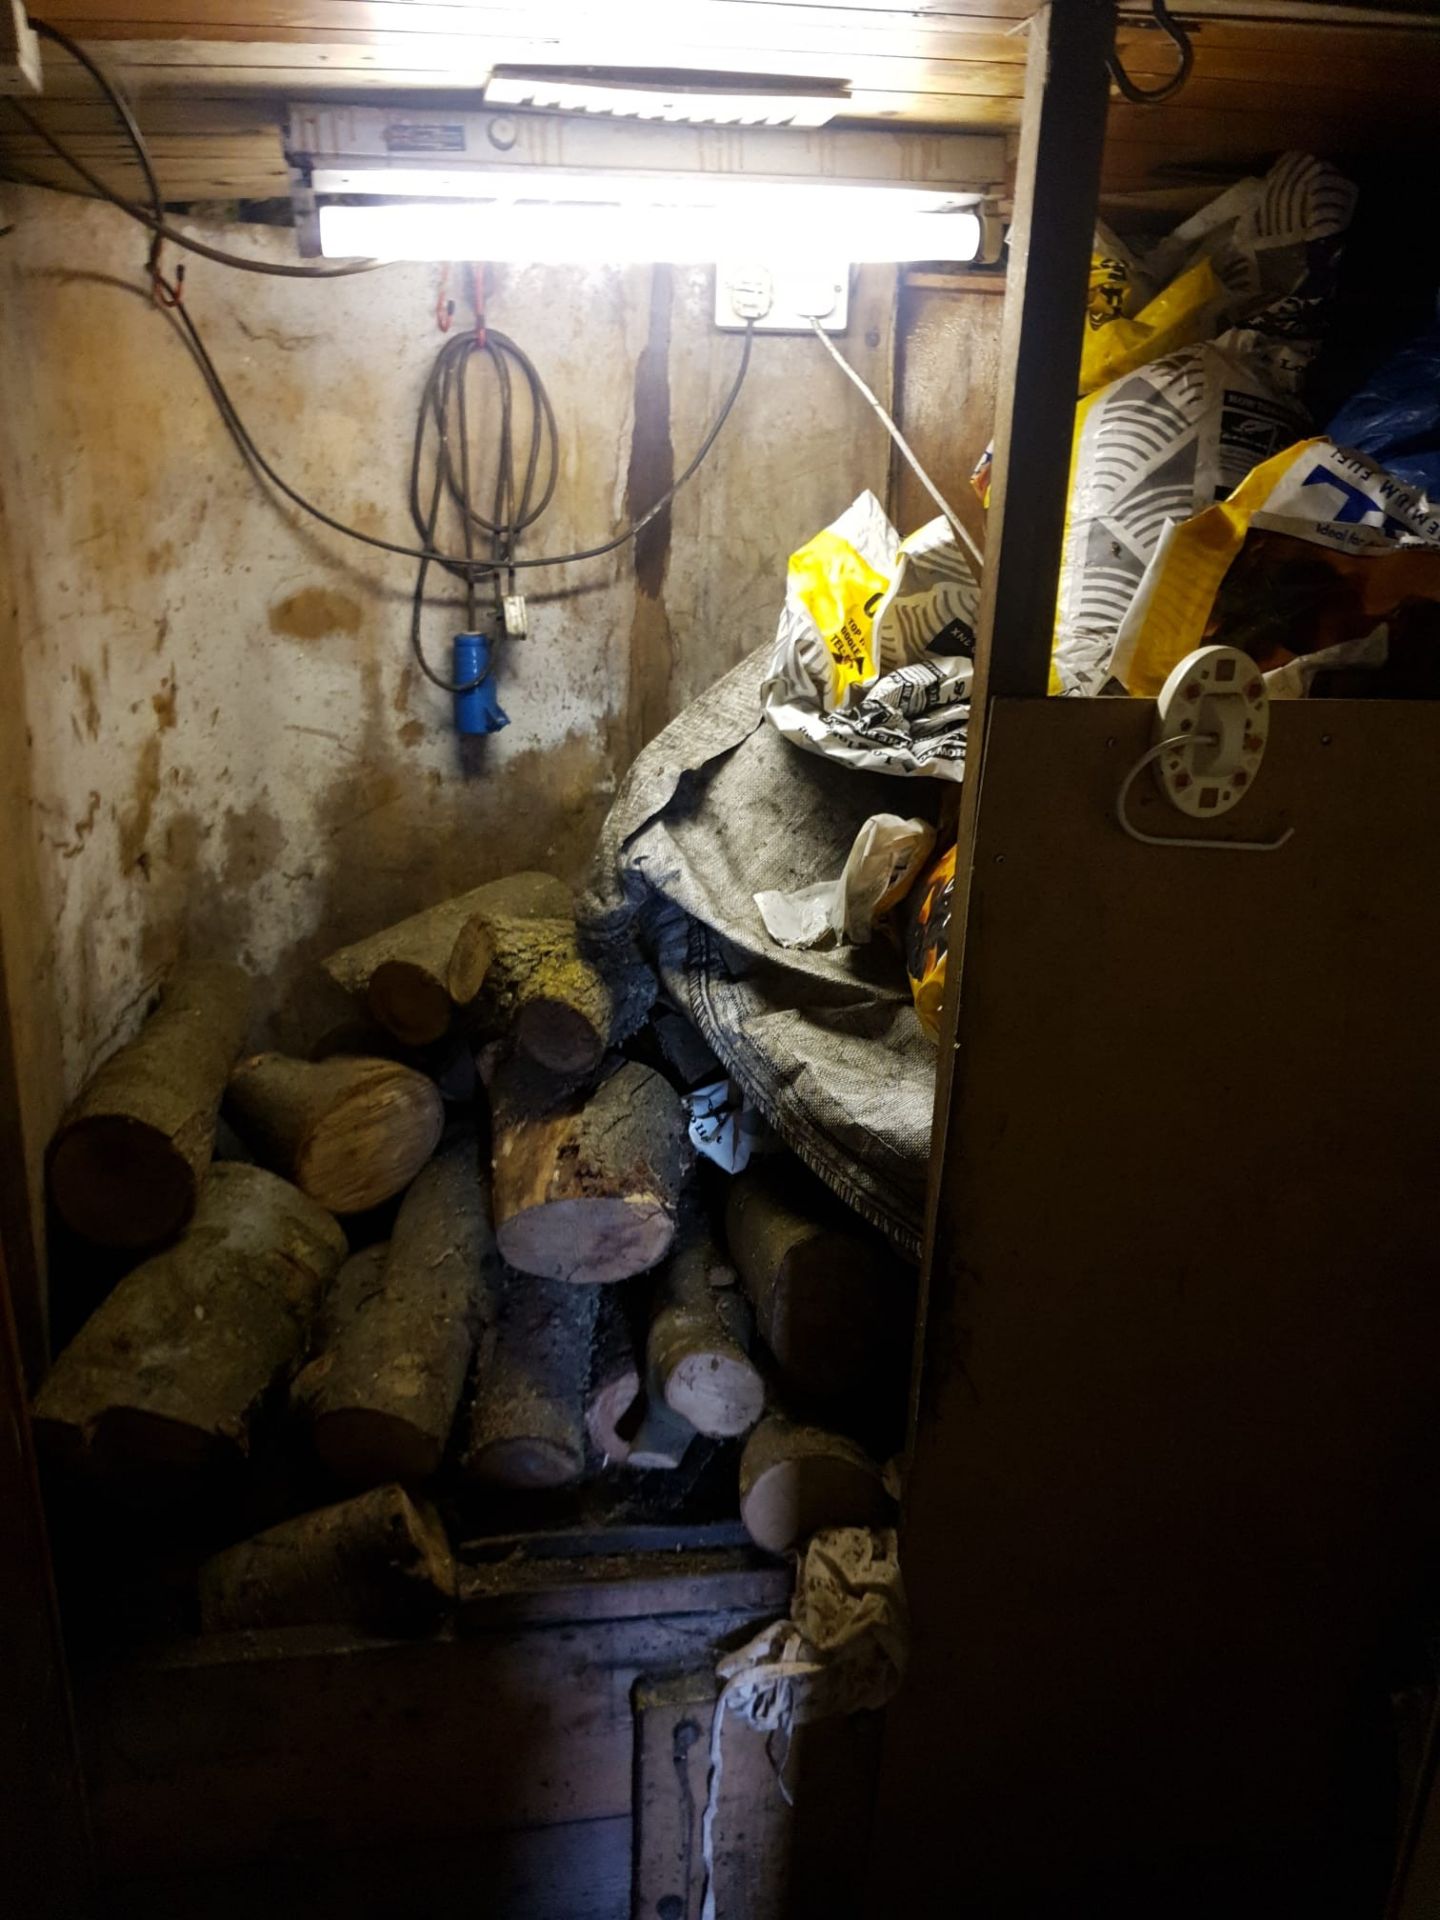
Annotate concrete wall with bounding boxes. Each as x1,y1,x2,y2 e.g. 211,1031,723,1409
0,188,901,1111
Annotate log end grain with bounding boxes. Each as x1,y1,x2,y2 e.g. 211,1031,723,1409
48,959,253,1248
467,1432,584,1489
497,1194,676,1287
48,1115,196,1249
514,996,605,1078
365,962,454,1048
585,1363,642,1465
306,1400,446,1488
295,1063,444,1213
663,1349,765,1440
738,1417,891,1556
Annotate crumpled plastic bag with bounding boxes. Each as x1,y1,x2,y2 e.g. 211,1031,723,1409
700,1527,909,1920
1110,437,1440,697
754,812,935,950
1141,150,1357,396
762,491,980,782
682,1076,774,1174
1328,322,1440,497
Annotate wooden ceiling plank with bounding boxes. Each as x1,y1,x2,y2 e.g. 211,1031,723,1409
35,0,1033,56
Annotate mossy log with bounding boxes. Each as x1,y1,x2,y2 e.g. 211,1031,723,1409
324,871,571,1046
294,1136,495,1486
47,960,252,1248
475,913,613,1077
492,1061,690,1285
465,1274,598,1489
198,1484,455,1633
32,1163,345,1488
738,1415,891,1555
724,1169,894,1403
226,1053,444,1214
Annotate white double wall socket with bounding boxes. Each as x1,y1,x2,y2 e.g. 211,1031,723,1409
714,262,850,333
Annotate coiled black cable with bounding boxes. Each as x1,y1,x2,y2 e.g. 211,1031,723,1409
409,327,559,692
6,11,758,696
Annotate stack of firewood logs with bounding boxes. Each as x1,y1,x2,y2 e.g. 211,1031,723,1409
33,873,906,1635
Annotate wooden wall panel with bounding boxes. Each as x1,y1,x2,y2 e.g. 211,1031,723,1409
875,696,1440,1909
892,274,1004,554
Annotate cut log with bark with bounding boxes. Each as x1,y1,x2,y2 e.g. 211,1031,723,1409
307,1242,388,1356
493,1060,690,1285
648,1230,764,1440
585,1285,643,1465
738,1415,892,1555
324,871,571,1046
47,960,252,1248
476,914,613,1077
227,1052,444,1214
465,1275,598,1489
32,1163,345,1488
198,1484,456,1633
725,1170,894,1403
294,1136,495,1486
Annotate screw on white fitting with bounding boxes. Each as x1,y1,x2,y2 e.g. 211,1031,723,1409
1153,643,1268,819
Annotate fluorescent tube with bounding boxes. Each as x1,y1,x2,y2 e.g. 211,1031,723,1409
317,193,983,264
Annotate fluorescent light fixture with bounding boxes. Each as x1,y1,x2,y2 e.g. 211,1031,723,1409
484,72,845,129
317,182,983,265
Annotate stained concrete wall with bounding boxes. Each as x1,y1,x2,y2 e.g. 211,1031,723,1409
0,188,901,1122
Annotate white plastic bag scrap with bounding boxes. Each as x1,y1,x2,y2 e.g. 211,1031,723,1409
762,491,980,782
754,813,936,951
700,1528,908,1920
683,1076,774,1175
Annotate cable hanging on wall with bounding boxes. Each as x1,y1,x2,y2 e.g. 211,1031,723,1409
4,15,758,716
1108,0,1195,107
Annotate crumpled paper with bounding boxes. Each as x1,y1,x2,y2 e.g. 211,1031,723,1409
755,813,935,950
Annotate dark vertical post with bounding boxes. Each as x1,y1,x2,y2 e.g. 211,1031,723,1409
917,0,1114,1369
0,1245,94,1913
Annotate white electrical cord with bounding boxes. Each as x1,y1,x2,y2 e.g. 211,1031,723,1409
1116,732,1295,852
808,316,985,571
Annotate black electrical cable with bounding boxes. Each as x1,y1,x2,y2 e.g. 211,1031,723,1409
408,327,561,692
1108,0,1194,105
8,17,384,279
151,273,754,581
9,12,757,679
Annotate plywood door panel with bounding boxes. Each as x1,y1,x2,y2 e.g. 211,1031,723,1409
875,695,1440,1907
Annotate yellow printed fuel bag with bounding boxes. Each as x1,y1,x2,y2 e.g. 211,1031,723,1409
1110,438,1440,698
762,491,980,782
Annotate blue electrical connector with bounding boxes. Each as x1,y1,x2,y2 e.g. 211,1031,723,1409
452,633,509,737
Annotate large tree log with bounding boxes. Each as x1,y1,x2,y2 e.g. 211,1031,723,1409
648,1230,764,1440
294,1136,495,1486
47,961,252,1248
724,1170,894,1403
324,871,571,1046
738,1415,892,1555
585,1284,643,1465
198,1484,455,1634
493,1061,690,1285
32,1163,345,1487
464,1275,598,1489
227,1053,444,1214
477,915,613,1077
